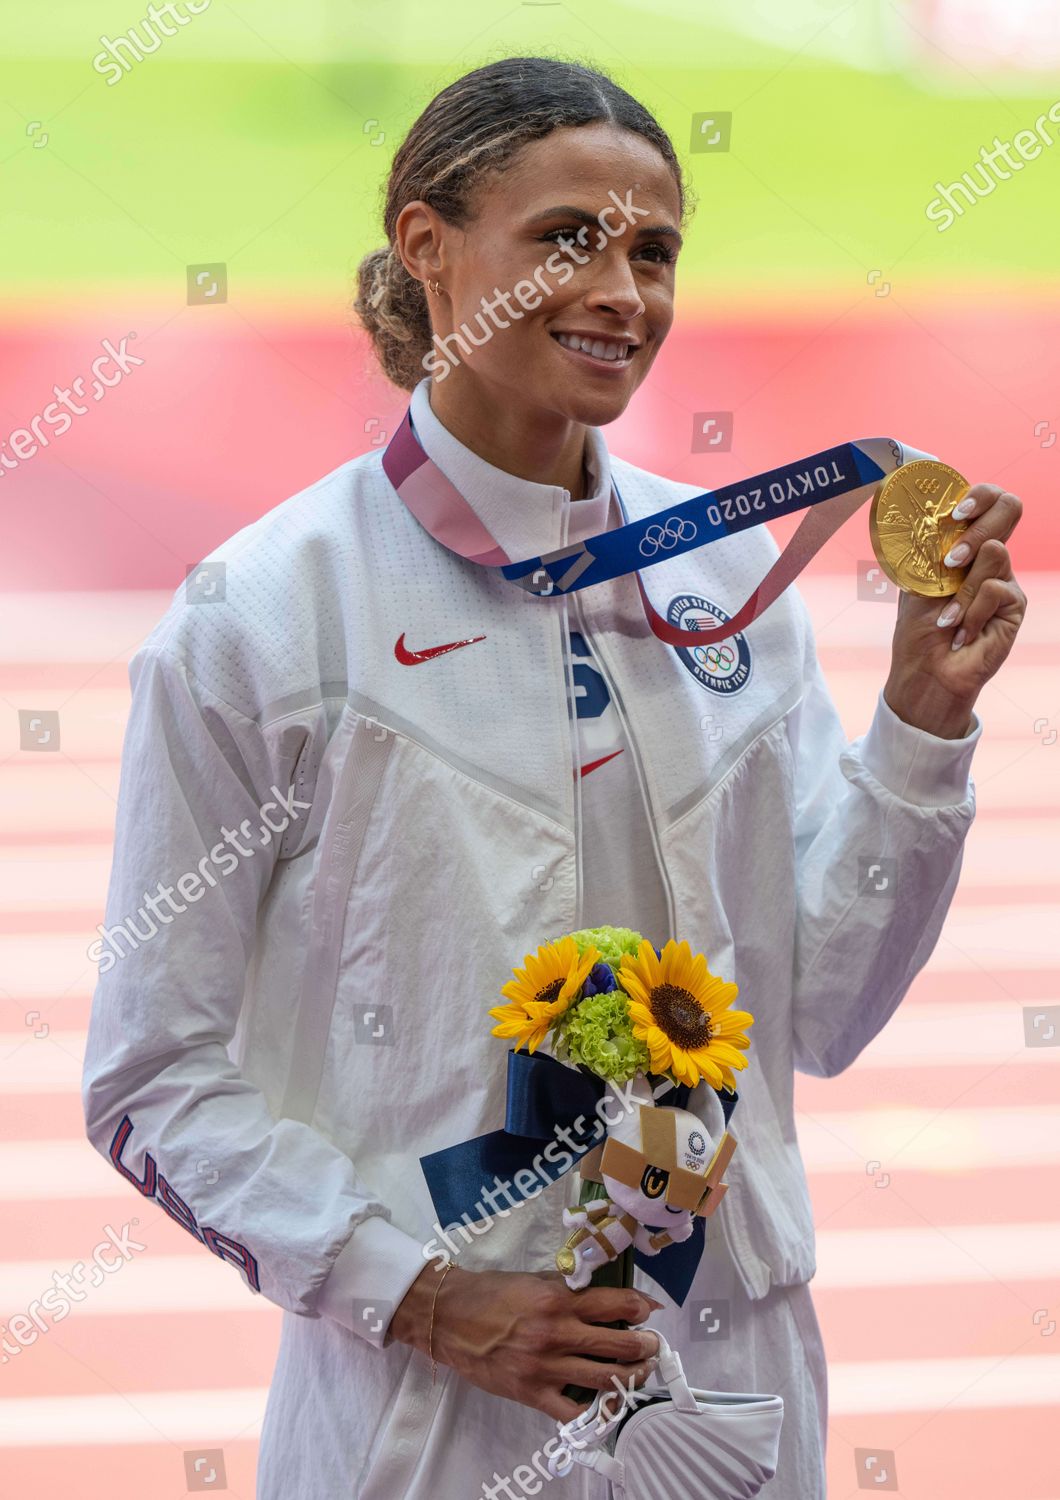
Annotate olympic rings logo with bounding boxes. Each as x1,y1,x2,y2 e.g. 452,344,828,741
638,515,697,557
694,642,736,675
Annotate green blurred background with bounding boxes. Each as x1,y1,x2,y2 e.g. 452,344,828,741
4,0,1059,301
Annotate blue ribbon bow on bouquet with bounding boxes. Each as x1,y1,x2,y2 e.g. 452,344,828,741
419,1048,738,1306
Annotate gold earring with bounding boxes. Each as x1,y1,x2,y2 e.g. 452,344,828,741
427,278,443,296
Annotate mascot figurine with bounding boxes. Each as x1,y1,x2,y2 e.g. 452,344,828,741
555,1082,737,1291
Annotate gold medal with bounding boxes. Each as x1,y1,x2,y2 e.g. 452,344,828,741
869,459,971,597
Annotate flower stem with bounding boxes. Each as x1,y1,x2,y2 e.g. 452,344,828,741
561,1179,635,1408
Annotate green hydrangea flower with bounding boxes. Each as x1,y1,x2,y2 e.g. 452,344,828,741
565,925,645,967
558,989,652,1083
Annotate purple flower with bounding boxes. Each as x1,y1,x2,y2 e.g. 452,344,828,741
582,961,618,997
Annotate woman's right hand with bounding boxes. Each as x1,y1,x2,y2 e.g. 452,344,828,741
389,1263,662,1422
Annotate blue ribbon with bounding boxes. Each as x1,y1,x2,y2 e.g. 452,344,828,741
501,440,887,596
419,1050,738,1306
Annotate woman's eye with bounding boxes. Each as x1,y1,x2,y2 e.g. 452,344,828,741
538,228,676,265
637,242,677,265
539,227,591,247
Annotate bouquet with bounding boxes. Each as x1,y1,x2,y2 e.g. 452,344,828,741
489,923,752,1094
489,925,754,1401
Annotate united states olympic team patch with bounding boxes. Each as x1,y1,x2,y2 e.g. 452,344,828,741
666,594,753,695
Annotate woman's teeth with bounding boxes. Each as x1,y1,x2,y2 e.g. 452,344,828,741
554,332,630,362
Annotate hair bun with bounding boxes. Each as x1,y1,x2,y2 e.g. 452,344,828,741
353,245,432,392
360,246,391,310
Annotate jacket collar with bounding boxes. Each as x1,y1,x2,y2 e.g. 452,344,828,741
407,376,615,561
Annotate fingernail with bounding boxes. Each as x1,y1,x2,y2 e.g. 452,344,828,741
944,542,971,567
951,497,976,520
936,601,960,628
951,627,967,650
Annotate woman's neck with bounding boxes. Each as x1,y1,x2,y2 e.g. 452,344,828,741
428,375,589,499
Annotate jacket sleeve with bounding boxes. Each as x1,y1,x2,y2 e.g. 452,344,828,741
787,591,983,1079
81,640,427,1347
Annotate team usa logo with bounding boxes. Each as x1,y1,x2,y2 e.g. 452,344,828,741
109,1114,261,1293
666,594,753,696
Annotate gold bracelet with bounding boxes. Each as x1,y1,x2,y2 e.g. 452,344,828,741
428,1259,455,1385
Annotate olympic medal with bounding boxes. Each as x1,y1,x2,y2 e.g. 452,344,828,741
869,460,971,597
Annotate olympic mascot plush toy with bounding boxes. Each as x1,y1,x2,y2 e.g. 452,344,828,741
555,1081,736,1291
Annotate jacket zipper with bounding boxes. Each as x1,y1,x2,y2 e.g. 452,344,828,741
558,494,585,933
571,585,752,1292
569,587,678,941
560,591,584,931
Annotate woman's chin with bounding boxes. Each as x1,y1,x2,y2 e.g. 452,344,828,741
520,378,636,429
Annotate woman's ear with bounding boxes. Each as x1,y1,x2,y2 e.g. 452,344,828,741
393,199,447,287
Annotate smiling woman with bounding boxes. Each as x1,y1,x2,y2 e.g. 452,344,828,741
354,57,690,498
81,49,1024,1500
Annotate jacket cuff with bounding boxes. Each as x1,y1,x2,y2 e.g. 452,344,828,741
316,1216,429,1349
856,689,982,808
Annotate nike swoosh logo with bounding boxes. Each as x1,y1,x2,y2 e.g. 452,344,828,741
394,631,486,665
579,750,624,778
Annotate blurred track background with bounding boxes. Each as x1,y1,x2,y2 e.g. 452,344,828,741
1,2,1058,1496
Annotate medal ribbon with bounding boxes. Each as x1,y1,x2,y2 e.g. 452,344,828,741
382,408,935,646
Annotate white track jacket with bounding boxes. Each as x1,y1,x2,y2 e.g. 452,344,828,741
82,381,982,1498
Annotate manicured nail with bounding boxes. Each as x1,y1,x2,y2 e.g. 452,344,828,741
936,601,960,628
951,627,967,650
951,497,976,519
944,542,971,567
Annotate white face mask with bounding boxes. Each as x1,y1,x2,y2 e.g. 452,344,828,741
548,1328,784,1500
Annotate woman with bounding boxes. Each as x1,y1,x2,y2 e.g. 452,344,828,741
82,56,1026,1500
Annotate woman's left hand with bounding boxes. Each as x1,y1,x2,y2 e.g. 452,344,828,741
882,482,1028,739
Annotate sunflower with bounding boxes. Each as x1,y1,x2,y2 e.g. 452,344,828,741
618,938,754,1091
489,935,601,1055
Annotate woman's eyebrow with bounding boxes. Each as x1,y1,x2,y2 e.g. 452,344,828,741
531,205,683,248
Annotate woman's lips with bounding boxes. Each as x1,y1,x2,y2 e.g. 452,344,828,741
550,330,636,373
